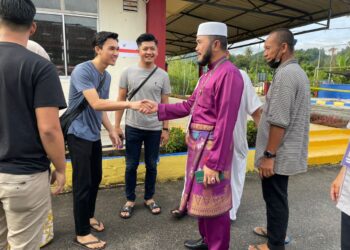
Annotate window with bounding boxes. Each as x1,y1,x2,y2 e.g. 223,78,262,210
31,1,98,76
65,16,97,75
32,0,61,10
31,14,65,75
65,0,97,13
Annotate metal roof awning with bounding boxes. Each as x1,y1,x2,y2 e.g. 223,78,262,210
166,0,350,56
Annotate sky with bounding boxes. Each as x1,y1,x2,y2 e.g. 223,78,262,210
232,15,350,55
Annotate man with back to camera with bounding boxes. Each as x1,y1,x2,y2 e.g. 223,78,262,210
0,0,67,249
249,28,310,250
26,39,55,248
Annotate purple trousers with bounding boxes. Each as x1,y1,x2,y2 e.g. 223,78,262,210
198,211,230,250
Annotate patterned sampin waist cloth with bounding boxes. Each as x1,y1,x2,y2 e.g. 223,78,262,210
179,128,232,218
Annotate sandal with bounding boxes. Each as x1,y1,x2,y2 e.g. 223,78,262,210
248,244,267,250
144,201,161,215
170,207,187,219
119,205,134,219
72,238,106,250
90,219,104,232
253,227,291,245
253,227,268,237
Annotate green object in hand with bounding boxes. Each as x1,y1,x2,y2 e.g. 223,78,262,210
195,170,225,184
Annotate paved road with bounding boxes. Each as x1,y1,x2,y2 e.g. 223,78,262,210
45,165,343,250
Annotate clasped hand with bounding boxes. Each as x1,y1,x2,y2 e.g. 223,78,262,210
129,99,158,114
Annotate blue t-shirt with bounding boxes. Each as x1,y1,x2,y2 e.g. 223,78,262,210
67,61,111,141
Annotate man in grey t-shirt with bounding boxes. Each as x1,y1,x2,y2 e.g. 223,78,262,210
249,29,310,250
115,33,171,218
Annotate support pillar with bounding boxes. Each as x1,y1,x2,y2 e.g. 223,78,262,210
146,0,166,70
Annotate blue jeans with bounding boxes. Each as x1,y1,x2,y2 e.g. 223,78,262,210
125,125,161,201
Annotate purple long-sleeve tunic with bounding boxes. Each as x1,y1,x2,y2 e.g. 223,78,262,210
158,58,243,172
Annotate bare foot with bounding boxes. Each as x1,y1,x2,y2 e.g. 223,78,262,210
89,217,104,232
76,234,106,249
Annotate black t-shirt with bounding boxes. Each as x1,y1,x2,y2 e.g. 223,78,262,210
0,42,67,174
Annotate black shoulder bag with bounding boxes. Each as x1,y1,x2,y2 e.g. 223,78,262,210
60,73,106,139
127,66,158,101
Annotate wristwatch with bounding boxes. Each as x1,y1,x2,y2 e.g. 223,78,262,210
263,150,276,158
162,128,169,131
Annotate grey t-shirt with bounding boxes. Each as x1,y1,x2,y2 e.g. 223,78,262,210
67,61,111,141
120,65,171,130
254,59,310,176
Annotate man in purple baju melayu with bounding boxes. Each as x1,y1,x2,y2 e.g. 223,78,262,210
143,22,243,250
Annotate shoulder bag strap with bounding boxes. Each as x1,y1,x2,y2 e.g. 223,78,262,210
127,66,158,101
71,72,107,113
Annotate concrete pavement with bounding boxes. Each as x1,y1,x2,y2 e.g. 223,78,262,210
46,165,342,250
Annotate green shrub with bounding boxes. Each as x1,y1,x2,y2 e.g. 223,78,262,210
162,122,258,154
168,60,198,95
247,120,257,148
164,127,187,153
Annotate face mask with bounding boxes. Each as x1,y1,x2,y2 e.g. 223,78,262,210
267,47,282,69
267,58,281,69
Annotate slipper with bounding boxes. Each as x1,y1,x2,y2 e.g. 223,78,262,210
253,227,291,245
170,207,187,219
253,227,268,237
248,245,264,250
90,219,104,232
120,205,134,219
144,201,161,215
72,238,106,250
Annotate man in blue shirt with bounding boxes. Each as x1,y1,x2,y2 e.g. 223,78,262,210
66,31,143,250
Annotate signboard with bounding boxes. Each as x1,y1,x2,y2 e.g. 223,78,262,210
123,0,138,12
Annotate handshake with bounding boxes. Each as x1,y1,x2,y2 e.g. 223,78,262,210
129,99,158,114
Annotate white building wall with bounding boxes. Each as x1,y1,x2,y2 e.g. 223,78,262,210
61,0,146,125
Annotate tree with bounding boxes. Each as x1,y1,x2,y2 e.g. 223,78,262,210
167,59,198,95
336,54,349,69
245,47,253,58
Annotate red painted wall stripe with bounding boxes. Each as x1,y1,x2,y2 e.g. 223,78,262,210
119,48,138,54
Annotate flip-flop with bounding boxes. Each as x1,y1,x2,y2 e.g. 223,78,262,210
72,238,106,250
248,245,265,250
253,227,291,245
120,205,134,219
253,227,268,237
144,201,161,215
170,207,187,219
90,219,104,232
